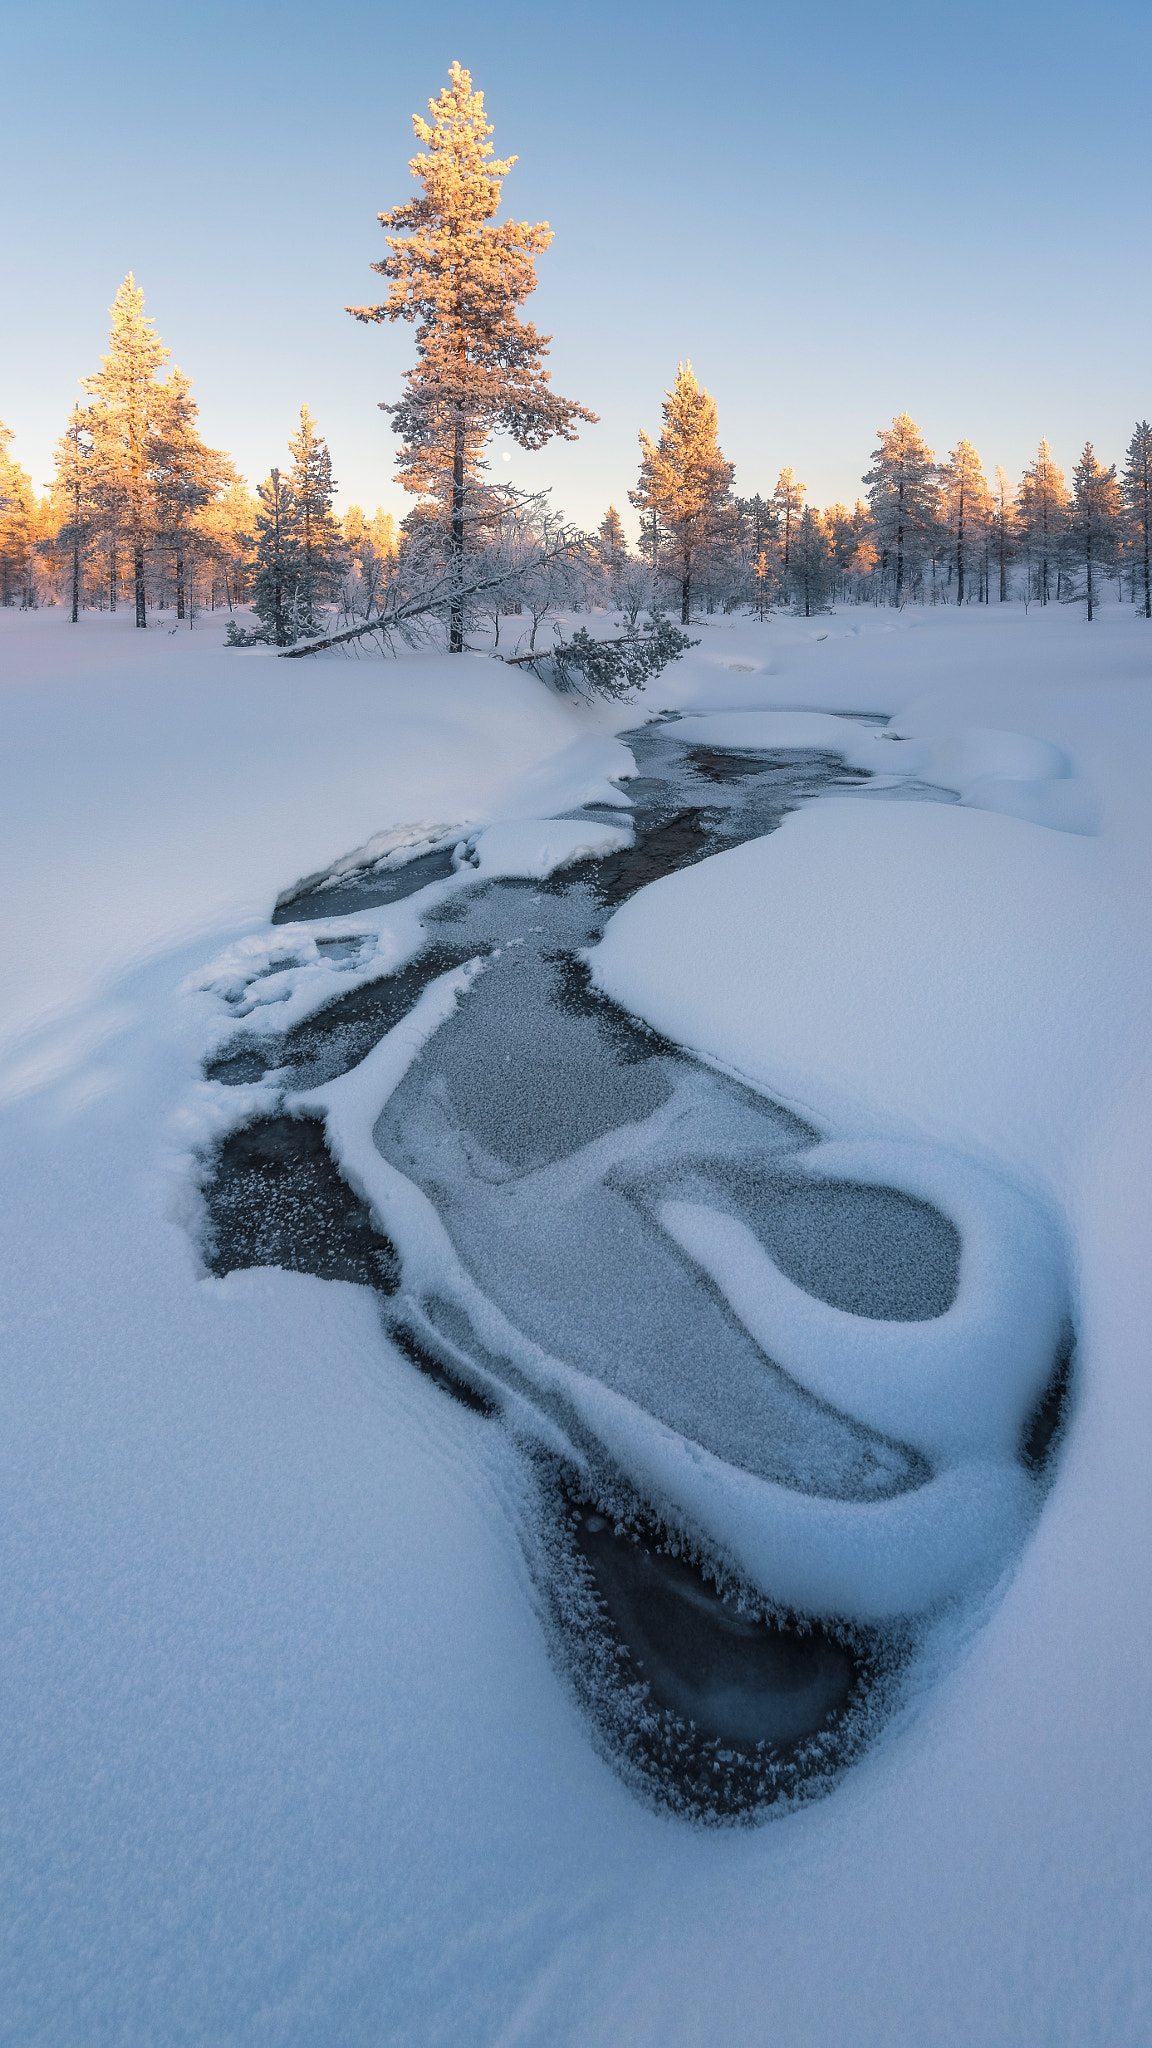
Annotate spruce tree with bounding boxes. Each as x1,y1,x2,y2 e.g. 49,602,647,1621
1017,440,1068,605
83,275,171,627
286,406,343,634
240,469,303,645
1122,421,1152,620
790,506,831,616
598,504,627,565
938,440,991,605
630,363,735,623
863,414,937,604
348,62,596,651
1069,443,1121,622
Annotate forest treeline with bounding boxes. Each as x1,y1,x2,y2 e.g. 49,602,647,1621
2,62,1149,645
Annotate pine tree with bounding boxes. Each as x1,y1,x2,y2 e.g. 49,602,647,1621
0,420,35,606
348,62,595,651
938,440,991,605
1069,443,1121,622
49,406,98,621
598,504,627,565
83,275,171,627
1122,421,1152,620
863,414,937,604
992,466,1016,602
153,369,231,619
1017,440,1068,605
772,467,806,589
286,406,343,633
630,363,735,623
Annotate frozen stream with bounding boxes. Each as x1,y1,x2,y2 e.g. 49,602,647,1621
199,717,1070,1820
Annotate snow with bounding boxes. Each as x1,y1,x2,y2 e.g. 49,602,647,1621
1,600,1150,2044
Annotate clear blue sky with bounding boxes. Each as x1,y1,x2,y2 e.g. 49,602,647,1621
2,0,1148,537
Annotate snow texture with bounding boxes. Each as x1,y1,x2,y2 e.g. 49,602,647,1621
1,602,1149,2046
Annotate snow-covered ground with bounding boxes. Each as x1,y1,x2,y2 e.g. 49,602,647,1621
1,601,1149,2045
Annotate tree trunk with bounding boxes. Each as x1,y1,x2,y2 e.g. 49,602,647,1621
176,540,185,620
681,550,690,625
1086,526,1094,622
71,538,80,623
956,485,965,605
449,411,465,654
1142,503,1151,619
134,535,146,628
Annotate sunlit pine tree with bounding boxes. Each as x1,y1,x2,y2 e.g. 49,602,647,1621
83,275,171,627
631,364,735,623
772,467,806,592
1017,440,1068,606
1121,421,1152,620
863,414,937,605
938,440,991,605
49,406,98,621
153,369,232,619
992,467,1017,602
348,62,596,652
287,406,343,634
0,419,35,606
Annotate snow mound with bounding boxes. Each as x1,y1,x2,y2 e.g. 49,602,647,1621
462,816,633,879
883,724,1100,834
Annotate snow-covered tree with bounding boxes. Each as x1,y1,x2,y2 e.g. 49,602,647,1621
938,440,991,605
1069,443,1121,622
230,469,303,646
1121,420,1152,620
0,419,36,606
153,369,232,620
598,504,627,566
47,406,99,621
83,275,172,627
992,466,1016,602
790,505,831,616
348,62,595,651
1017,440,1068,605
630,363,735,623
772,467,806,588
863,413,938,604
286,406,343,634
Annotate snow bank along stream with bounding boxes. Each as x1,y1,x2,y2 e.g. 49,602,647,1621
189,714,1072,1821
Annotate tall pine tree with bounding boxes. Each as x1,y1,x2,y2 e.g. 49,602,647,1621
938,440,991,605
83,276,171,627
630,364,734,623
348,62,595,651
1069,443,1121,622
772,467,806,589
49,406,98,622
1017,440,1068,605
863,414,937,604
1122,421,1152,620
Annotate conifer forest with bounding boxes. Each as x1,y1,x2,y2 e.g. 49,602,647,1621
2,65,1149,646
